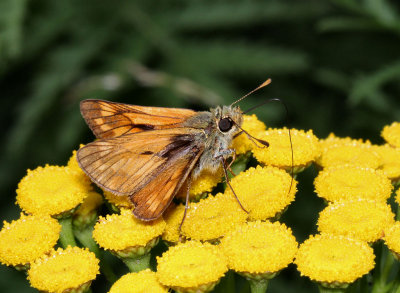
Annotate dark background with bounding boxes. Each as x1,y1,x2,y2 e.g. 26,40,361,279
0,0,399,292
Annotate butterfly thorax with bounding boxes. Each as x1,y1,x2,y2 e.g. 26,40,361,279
184,105,243,178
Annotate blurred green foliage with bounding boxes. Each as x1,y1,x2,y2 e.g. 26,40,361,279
0,0,399,292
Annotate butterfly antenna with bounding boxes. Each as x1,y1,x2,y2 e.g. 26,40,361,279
230,78,272,106
242,98,294,195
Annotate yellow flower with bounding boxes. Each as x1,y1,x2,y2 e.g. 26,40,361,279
382,122,400,147
16,165,92,217
252,128,320,173
232,114,266,154
384,222,400,260
314,165,392,202
181,193,247,242
295,234,375,285
109,269,168,293
220,221,298,279
317,142,380,169
73,191,103,228
176,168,223,202
0,214,60,268
28,246,99,293
373,144,400,184
156,241,228,293
93,209,165,257
319,133,370,154
67,144,91,184
224,165,297,220
317,199,395,243
162,203,186,244
103,190,134,211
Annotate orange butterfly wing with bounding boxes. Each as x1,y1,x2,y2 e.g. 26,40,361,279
80,99,196,139
77,128,204,220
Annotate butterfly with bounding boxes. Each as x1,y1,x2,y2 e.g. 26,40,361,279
76,80,272,221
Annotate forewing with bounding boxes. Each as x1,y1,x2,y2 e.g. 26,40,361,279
80,99,196,139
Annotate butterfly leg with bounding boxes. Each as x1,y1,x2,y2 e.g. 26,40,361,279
226,151,237,177
217,154,248,214
179,176,192,236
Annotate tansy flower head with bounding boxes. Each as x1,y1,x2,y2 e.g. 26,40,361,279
156,241,228,293
176,168,223,202
16,165,92,217
67,144,91,184
220,221,298,279
162,203,186,244
225,165,297,220
0,214,60,268
232,114,266,154
103,190,134,210
93,209,165,257
382,122,400,147
317,199,395,243
252,128,320,173
314,165,392,202
28,246,99,293
181,193,247,242
319,133,370,154
373,144,400,184
73,191,103,228
109,269,168,293
295,234,375,286
384,222,400,260
317,141,380,169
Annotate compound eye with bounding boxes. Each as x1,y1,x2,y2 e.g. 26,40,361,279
218,117,233,132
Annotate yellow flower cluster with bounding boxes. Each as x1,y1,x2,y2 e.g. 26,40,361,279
93,208,165,256
382,121,400,147
156,241,228,292
181,193,247,242
384,222,400,260
16,165,92,217
0,214,60,268
109,269,168,293
8,117,400,292
314,165,392,202
27,246,99,293
301,122,400,288
317,199,394,242
374,144,400,184
252,128,320,172
225,165,297,220
318,141,380,169
220,221,298,278
295,234,375,284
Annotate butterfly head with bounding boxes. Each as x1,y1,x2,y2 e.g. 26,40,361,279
212,105,243,135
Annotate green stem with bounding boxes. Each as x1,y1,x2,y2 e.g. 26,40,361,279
372,243,396,293
74,227,117,283
122,253,151,272
248,279,269,293
58,217,77,248
317,285,347,293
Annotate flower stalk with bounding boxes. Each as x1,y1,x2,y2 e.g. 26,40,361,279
122,253,151,272
58,217,77,248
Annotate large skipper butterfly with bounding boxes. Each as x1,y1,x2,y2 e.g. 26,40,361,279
77,80,272,221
